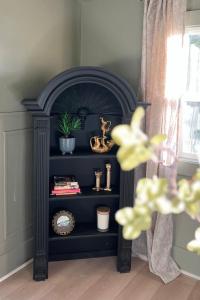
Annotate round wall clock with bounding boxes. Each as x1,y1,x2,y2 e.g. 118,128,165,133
52,210,75,236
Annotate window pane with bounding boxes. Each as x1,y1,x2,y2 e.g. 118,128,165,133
181,101,200,155
179,28,200,161
186,33,200,99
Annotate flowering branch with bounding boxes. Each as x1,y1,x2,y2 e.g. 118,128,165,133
112,107,200,255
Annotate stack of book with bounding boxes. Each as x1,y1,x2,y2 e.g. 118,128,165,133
51,176,81,196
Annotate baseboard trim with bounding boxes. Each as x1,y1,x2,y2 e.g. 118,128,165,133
1,254,200,283
136,254,148,262
181,269,200,281
0,259,33,283
136,254,200,281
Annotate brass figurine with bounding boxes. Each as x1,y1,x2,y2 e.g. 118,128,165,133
93,170,103,192
90,117,114,153
100,117,111,137
104,163,112,192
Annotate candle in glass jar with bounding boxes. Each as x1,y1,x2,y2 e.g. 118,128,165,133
97,206,110,232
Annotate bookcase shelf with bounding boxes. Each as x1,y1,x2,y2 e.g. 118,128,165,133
49,223,118,261
22,66,143,281
49,186,120,201
50,149,118,160
49,223,118,241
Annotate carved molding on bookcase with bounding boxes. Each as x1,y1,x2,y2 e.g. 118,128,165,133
33,117,49,279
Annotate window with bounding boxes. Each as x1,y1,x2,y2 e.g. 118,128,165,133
178,26,200,162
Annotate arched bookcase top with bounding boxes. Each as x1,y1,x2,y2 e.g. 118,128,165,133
22,66,146,118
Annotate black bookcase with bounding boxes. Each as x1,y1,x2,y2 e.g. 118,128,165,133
22,66,146,281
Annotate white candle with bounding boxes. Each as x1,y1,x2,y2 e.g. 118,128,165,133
97,206,110,232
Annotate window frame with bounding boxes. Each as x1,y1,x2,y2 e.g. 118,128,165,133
178,14,200,165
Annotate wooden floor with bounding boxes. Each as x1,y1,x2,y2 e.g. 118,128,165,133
0,257,199,300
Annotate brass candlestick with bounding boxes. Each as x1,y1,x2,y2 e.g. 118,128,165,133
93,170,103,192
104,163,112,192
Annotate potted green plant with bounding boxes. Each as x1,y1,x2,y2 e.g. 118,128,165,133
58,113,81,155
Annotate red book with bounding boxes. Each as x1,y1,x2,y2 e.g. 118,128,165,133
53,193,77,196
51,188,81,195
51,192,78,196
54,184,79,190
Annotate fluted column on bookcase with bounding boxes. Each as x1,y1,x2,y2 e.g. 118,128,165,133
33,117,50,281
117,116,134,273
117,170,134,272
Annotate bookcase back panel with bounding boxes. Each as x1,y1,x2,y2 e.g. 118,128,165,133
49,236,118,258
51,83,122,116
49,157,120,188
50,114,121,153
49,197,119,224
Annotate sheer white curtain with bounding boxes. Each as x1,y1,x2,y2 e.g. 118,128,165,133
138,0,187,283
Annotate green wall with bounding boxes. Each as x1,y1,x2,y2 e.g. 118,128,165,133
80,0,143,93
0,0,79,113
80,0,200,277
187,0,200,10
0,0,79,278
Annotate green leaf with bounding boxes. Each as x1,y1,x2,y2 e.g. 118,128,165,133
131,107,145,129
187,240,200,255
58,113,80,136
115,207,134,226
195,227,200,241
150,134,167,145
123,225,141,240
111,125,132,146
117,145,153,171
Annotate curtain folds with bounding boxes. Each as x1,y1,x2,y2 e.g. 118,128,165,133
139,0,187,283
